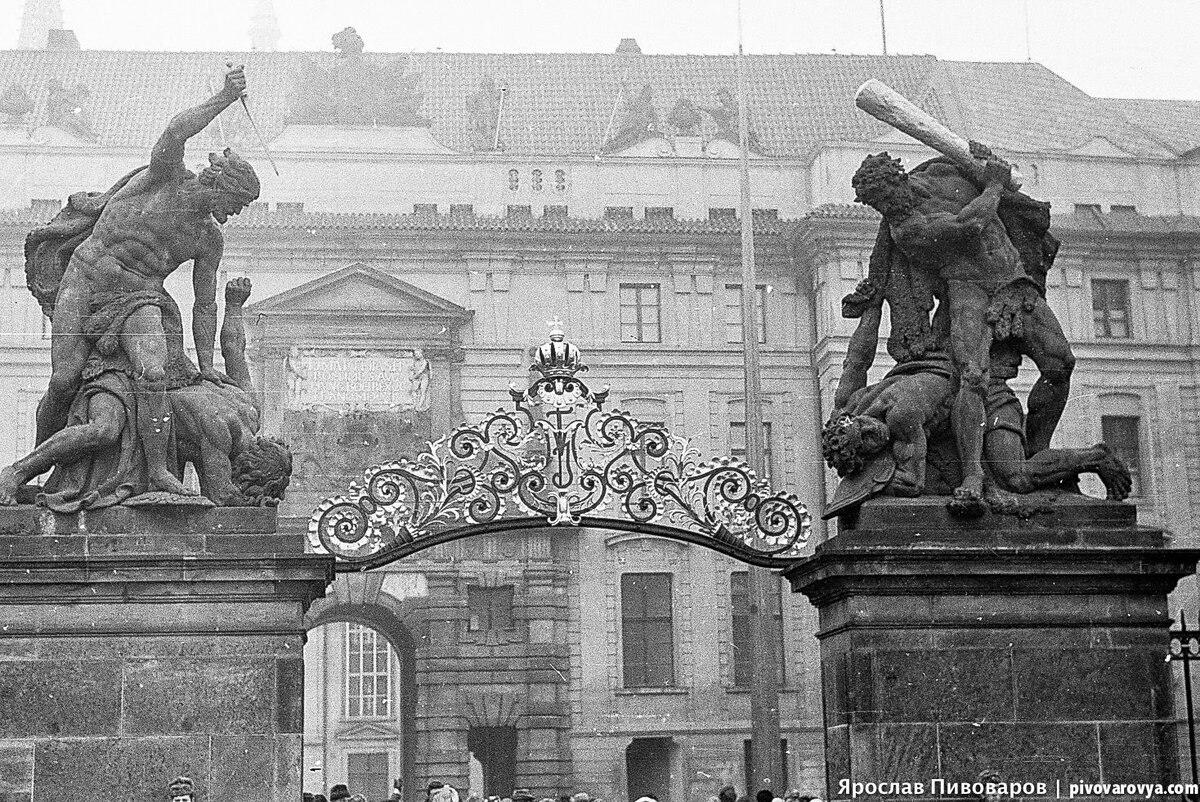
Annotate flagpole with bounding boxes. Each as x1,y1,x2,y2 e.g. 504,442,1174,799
737,0,784,792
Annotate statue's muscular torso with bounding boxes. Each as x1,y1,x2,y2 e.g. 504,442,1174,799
62,169,221,300
889,164,1024,295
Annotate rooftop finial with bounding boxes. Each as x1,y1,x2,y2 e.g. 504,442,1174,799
17,0,64,49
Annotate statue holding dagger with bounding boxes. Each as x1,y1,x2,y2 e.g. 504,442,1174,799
0,64,293,510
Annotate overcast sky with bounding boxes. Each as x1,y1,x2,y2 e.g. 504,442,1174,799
3,0,1198,100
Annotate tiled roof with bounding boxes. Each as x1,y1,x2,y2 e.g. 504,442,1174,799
0,203,796,237
803,202,1200,238
1053,211,1200,236
1102,98,1200,155
804,203,878,220
0,49,1183,158
916,61,1176,157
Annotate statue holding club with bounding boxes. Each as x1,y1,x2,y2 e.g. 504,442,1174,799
824,80,1130,517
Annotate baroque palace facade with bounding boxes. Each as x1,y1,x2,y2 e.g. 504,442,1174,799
1,23,1199,801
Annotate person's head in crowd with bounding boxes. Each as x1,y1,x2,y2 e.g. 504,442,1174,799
329,785,351,802
757,790,774,802
718,786,738,802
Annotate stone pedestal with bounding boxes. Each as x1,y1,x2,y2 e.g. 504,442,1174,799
0,504,334,802
785,497,1200,800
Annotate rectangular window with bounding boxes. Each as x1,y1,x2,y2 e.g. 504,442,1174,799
729,421,774,484
346,753,391,802
725,284,768,344
620,283,662,343
730,571,785,688
1102,415,1142,495
467,585,515,632
621,573,674,687
345,624,394,718
1092,279,1131,339
730,571,752,687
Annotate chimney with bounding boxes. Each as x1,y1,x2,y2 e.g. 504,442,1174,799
45,28,80,50
17,0,64,49
615,38,642,54
248,0,282,52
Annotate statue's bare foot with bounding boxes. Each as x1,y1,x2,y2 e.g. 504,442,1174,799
948,476,987,518
148,470,194,496
985,486,1022,516
1092,443,1133,501
0,466,20,505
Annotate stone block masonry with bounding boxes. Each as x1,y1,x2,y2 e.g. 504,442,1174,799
786,496,1200,801
0,504,334,802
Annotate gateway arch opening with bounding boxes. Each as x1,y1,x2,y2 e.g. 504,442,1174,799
303,618,418,800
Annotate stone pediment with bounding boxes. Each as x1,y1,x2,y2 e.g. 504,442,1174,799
29,126,95,146
247,264,472,320
1068,136,1134,157
869,126,923,147
336,721,402,740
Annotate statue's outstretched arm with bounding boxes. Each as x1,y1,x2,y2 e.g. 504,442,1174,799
219,278,254,395
149,65,246,180
834,304,883,414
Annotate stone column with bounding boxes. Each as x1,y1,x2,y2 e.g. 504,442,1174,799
0,504,334,802
785,497,1200,800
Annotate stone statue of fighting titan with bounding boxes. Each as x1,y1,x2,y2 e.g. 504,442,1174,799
24,65,260,497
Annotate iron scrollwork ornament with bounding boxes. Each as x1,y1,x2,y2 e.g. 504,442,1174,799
310,321,812,568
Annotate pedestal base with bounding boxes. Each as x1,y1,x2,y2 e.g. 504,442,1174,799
0,505,334,802
785,497,1199,800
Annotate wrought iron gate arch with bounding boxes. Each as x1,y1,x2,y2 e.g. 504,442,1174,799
309,323,813,571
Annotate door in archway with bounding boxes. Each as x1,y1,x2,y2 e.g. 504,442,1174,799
303,621,413,798
467,726,517,795
626,737,674,802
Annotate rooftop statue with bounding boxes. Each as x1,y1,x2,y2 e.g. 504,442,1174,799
0,66,291,511
704,87,764,153
602,82,661,154
823,81,1131,518
288,34,429,127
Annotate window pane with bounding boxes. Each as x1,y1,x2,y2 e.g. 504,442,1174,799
1092,279,1131,339
730,421,773,483
621,574,674,686
1101,415,1141,494
619,284,662,343
725,284,768,344
345,624,395,719
731,571,751,686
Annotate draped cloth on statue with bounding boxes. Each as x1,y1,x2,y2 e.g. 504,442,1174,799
37,290,192,513
38,371,145,513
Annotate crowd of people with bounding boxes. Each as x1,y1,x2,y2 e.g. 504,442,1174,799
302,781,824,802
